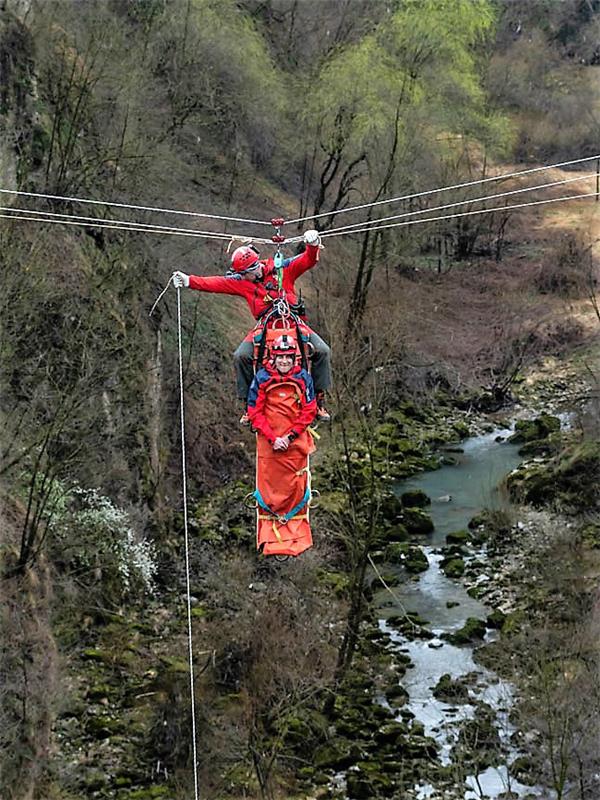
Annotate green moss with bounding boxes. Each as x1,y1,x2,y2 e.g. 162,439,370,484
85,714,126,739
317,569,350,597
400,489,431,508
452,420,470,439
509,413,561,443
158,656,190,674
486,609,506,629
446,530,470,545
432,673,470,702
440,557,465,578
401,507,434,535
446,617,486,644
385,542,429,573
501,610,524,635
507,439,600,510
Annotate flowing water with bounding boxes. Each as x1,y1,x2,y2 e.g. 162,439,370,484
375,428,547,799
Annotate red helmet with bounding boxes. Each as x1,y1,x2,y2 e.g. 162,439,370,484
231,245,260,273
271,334,297,355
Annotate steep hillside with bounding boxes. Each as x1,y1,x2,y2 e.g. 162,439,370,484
1,2,600,799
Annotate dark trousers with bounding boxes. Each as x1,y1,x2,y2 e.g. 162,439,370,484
233,332,332,400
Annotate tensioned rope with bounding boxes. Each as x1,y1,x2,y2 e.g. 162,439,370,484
286,153,600,225
176,281,201,800
321,172,596,236
2,175,596,246
0,208,277,244
318,190,597,240
0,153,597,233
0,186,270,226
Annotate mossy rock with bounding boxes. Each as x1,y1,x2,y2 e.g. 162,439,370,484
85,714,126,739
81,648,111,664
387,612,432,639
386,522,409,541
386,682,409,707
86,683,113,701
509,413,561,443
486,609,506,629
446,617,486,645
317,569,350,597
375,721,410,745
401,507,434,535
440,557,465,578
580,522,600,548
378,571,401,588
400,489,431,508
84,771,109,791
158,656,189,674
452,420,470,439
399,401,428,422
375,522,409,545
384,542,429,573
501,610,524,635
466,585,484,599
318,490,348,514
346,773,374,800
380,492,404,523
468,513,488,530
405,546,429,574
446,530,470,545
432,673,470,702
313,740,362,770
118,787,172,799
507,440,600,510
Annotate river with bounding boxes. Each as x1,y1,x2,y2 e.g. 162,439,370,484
374,428,546,800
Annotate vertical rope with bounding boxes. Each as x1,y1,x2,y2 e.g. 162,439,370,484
176,287,200,800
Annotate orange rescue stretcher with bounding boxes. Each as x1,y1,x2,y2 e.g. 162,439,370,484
251,322,316,557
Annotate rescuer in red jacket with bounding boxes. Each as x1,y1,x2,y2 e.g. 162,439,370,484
172,229,331,423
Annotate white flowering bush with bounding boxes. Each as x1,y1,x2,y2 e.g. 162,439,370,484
53,486,158,600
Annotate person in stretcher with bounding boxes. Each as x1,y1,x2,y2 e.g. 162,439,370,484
247,334,316,447
247,333,317,556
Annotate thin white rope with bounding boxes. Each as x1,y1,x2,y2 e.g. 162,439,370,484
324,172,596,236
0,204,237,238
149,276,174,317
0,208,278,244
177,286,201,800
0,186,270,226
320,190,598,240
366,553,417,630
287,153,600,225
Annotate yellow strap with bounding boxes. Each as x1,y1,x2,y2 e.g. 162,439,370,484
258,514,308,522
272,521,283,542
308,426,320,440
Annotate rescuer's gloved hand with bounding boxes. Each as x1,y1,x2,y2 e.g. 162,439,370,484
172,271,190,289
303,229,321,247
273,436,290,451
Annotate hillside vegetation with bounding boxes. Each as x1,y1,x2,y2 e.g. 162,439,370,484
1,1,599,799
